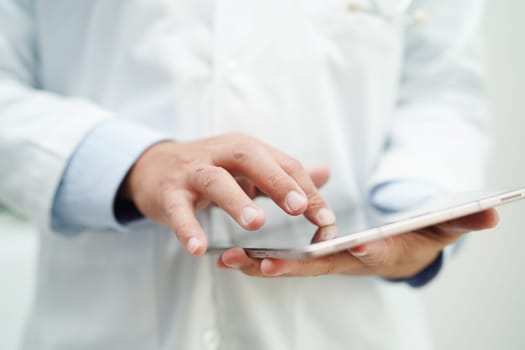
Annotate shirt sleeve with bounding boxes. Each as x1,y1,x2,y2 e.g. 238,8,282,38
51,119,169,234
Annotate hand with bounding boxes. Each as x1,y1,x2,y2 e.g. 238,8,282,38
120,133,335,256
217,209,499,278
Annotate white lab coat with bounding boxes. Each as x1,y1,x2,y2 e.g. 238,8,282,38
0,0,487,349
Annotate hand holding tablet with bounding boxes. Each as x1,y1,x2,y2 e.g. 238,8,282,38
215,188,524,278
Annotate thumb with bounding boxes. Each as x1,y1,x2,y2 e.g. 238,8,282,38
349,239,393,267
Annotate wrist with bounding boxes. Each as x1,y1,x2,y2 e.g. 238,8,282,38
381,250,440,280
118,140,175,210
385,251,444,288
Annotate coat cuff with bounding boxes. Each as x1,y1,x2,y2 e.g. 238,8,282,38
51,119,170,234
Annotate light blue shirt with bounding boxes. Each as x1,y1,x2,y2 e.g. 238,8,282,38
51,119,168,234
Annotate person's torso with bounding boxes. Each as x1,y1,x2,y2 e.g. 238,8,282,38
23,1,433,349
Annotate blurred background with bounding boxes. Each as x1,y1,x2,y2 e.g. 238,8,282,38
1,1,524,349
421,0,525,349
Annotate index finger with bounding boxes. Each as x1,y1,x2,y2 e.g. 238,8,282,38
214,140,309,216
267,147,336,227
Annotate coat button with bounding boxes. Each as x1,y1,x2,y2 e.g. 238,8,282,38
202,329,221,350
347,1,362,12
411,9,428,24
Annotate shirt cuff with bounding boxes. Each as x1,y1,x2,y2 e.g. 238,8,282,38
51,119,170,234
387,252,444,288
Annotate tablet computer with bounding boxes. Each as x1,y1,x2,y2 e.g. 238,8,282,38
211,187,525,260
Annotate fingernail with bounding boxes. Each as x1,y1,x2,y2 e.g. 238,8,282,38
241,206,260,226
316,208,336,226
186,237,202,255
261,259,288,276
349,247,368,258
285,190,307,212
350,242,388,266
224,261,241,269
260,259,275,274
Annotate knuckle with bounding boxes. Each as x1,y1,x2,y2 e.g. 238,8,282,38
297,259,322,277
232,147,250,163
267,173,288,189
324,255,337,275
394,236,411,263
193,166,227,190
374,238,394,267
305,192,325,210
358,239,393,269
164,199,187,217
280,157,303,174
232,140,260,163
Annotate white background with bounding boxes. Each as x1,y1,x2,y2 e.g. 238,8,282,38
421,1,525,349
1,1,524,349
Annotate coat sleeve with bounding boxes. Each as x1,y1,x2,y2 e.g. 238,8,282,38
0,0,113,227
369,0,489,193
0,1,168,231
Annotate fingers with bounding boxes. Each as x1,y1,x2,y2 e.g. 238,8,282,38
278,157,335,227
310,225,339,243
126,134,336,259
417,208,500,247
214,137,335,226
163,191,208,256
217,209,501,279
269,148,335,227
220,250,302,277
348,210,501,276
349,238,394,267
308,165,331,188
234,176,259,199
235,165,331,200
259,257,339,277
189,165,265,230
438,209,499,232
215,141,309,215
219,248,263,276
218,248,364,277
